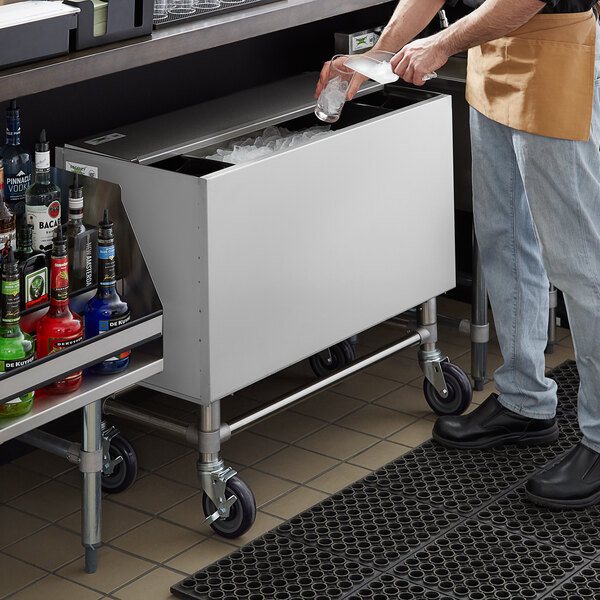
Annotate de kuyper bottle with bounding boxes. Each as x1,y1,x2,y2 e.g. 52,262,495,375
0,247,35,417
85,209,131,374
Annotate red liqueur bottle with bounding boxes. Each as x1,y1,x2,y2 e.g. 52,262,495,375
36,227,83,393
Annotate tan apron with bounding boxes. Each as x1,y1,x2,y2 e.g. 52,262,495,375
466,9,597,141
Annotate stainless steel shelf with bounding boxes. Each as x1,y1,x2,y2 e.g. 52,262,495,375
0,350,163,443
0,0,393,102
0,314,162,403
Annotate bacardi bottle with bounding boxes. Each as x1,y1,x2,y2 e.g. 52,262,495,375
25,130,61,255
85,210,130,374
0,159,16,262
0,100,32,222
63,173,97,290
36,227,83,393
0,247,35,417
16,224,48,310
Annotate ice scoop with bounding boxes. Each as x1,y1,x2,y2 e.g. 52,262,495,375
344,51,437,84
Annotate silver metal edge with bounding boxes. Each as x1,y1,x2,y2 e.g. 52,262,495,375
0,315,162,403
0,352,163,443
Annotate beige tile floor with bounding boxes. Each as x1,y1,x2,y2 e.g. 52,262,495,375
0,298,575,599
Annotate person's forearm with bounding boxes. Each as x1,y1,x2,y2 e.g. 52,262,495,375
374,0,446,52
437,0,545,55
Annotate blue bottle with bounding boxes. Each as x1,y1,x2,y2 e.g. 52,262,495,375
0,100,32,223
84,210,130,374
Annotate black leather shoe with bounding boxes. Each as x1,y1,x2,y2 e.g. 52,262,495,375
432,393,558,449
526,443,600,508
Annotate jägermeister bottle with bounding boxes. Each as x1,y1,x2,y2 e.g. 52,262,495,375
0,247,35,418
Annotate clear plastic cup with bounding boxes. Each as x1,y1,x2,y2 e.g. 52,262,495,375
168,0,195,15
314,55,355,124
195,0,220,8
154,0,168,19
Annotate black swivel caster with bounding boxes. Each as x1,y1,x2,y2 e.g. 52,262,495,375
101,435,138,494
309,340,355,377
202,475,256,539
423,362,472,416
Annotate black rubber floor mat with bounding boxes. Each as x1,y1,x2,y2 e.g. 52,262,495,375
172,360,599,600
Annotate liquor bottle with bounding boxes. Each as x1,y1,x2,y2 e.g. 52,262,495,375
63,173,97,290
25,130,61,255
85,210,130,374
16,224,48,310
0,247,35,417
0,159,16,262
36,227,83,393
0,100,32,222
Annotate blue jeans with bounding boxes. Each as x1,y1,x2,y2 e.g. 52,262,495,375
470,26,600,453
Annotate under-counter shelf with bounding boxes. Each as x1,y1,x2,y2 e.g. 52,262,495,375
0,348,162,443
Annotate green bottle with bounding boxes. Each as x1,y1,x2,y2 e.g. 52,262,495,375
0,246,35,418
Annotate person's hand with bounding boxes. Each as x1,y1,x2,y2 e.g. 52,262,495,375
313,55,368,101
390,36,448,86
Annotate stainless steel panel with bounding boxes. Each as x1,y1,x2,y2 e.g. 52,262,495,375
203,95,454,401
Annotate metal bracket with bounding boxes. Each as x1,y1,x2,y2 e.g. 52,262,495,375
101,424,122,476
470,323,489,344
79,449,103,473
199,464,238,525
419,349,449,398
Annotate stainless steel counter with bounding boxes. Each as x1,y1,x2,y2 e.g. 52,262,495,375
0,0,393,101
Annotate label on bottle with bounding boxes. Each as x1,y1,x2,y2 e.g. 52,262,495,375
1,279,20,323
6,171,31,203
0,354,34,371
24,266,48,309
98,312,131,362
0,230,16,260
85,237,93,287
47,333,83,355
35,150,50,171
27,201,61,253
98,243,116,285
50,256,69,303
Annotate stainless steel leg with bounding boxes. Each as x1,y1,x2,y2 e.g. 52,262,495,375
547,283,557,354
471,232,489,391
82,400,102,574
197,401,237,524
417,298,449,397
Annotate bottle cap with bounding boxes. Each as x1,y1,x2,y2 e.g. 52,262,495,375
69,173,84,210
98,209,114,241
52,225,67,257
7,99,18,118
36,129,49,153
2,245,17,275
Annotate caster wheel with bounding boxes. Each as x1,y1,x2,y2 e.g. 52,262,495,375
309,340,355,377
423,362,472,416
202,475,256,539
102,435,138,494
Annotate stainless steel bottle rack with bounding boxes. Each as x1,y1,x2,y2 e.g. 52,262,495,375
0,169,163,573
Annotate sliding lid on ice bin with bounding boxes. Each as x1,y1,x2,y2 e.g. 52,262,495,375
0,1,79,69
64,73,382,164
